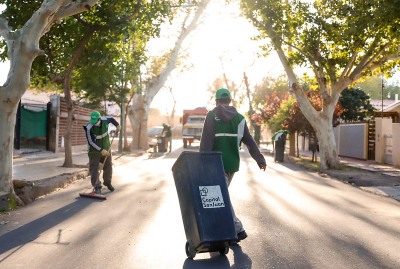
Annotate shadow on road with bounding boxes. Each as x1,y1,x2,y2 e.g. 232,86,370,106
230,245,252,268
181,245,252,269
0,197,102,263
182,252,230,269
239,155,398,268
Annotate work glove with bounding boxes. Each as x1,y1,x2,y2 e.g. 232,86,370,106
101,149,110,157
116,125,121,132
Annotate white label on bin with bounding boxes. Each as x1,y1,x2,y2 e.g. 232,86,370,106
199,185,225,208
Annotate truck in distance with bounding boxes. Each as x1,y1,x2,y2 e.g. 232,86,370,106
182,107,207,148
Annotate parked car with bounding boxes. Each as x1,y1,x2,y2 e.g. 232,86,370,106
148,126,164,147
109,125,118,137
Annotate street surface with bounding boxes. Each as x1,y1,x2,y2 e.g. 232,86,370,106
1,140,400,268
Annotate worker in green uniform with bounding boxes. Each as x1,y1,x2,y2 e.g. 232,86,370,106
162,123,172,152
84,111,120,194
200,88,267,243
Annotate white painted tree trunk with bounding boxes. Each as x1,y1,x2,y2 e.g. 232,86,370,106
314,115,340,169
0,104,17,196
128,95,149,150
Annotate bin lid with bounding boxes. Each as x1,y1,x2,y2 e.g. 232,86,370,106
171,151,222,172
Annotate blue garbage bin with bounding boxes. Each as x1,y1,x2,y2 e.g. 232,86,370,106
172,151,237,259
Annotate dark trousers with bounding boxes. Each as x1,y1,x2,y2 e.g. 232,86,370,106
89,153,112,188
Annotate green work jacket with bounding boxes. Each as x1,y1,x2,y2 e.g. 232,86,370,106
210,111,245,172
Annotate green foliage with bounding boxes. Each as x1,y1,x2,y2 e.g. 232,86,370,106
268,95,295,133
339,87,375,122
0,0,179,109
252,74,289,109
0,207,5,212
241,0,400,80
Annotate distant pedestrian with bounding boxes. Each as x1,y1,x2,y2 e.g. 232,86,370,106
162,123,172,152
200,88,267,243
84,111,120,194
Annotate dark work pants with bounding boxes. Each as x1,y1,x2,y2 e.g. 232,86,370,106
89,153,112,188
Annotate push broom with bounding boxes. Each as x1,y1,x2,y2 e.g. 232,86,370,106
79,134,116,200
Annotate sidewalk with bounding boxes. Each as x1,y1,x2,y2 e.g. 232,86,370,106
261,147,400,202
7,147,148,206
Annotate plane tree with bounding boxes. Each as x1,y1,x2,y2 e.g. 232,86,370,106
241,0,400,169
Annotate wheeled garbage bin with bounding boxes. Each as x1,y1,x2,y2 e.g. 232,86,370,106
156,135,167,152
274,139,285,162
172,151,238,259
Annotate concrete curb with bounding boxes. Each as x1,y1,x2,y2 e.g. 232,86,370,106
13,169,88,205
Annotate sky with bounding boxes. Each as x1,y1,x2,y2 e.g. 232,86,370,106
1,1,400,116
147,0,285,115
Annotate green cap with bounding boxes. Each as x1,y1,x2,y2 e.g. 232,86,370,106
89,111,101,124
215,88,231,100
162,123,166,126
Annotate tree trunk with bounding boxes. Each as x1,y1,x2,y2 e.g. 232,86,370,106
128,95,148,150
315,118,340,170
0,104,18,199
62,77,74,167
123,102,129,151
61,28,95,167
289,132,295,156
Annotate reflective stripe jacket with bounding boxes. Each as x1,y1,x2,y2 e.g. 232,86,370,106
83,116,118,159
209,110,245,172
200,105,266,173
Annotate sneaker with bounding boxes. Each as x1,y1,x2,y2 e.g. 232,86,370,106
237,231,248,242
105,183,115,192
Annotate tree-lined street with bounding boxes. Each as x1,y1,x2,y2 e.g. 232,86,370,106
1,142,399,268
1,0,400,267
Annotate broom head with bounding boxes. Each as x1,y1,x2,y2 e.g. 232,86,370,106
79,191,107,200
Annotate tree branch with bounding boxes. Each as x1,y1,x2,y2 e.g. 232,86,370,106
73,14,89,26
340,50,358,79
349,38,379,77
53,0,100,22
127,0,141,21
280,38,321,79
350,41,392,80
0,17,13,41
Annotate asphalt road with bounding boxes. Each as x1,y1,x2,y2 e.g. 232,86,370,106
1,140,400,268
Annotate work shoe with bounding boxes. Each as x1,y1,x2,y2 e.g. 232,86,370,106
237,231,248,242
94,187,102,195
105,183,115,192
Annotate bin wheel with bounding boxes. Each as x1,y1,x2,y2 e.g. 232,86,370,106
185,240,196,259
219,246,229,255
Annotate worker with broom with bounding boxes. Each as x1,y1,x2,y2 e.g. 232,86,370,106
84,111,120,194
